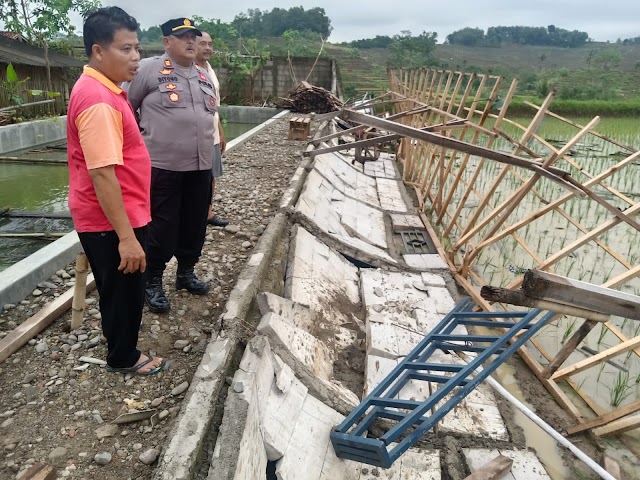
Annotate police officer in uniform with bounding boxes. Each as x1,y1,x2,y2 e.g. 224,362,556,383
126,17,217,313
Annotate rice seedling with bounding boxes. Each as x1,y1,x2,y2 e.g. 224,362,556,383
562,319,578,344
610,371,633,407
597,324,608,345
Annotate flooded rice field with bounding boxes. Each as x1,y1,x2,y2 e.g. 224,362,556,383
454,115,640,416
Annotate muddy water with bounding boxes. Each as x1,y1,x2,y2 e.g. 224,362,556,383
0,122,258,272
492,363,569,479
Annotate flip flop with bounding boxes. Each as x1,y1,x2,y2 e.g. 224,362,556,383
107,353,166,376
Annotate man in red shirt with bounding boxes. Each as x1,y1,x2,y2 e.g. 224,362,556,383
67,6,164,375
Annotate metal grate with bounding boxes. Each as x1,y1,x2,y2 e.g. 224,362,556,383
400,230,432,254
331,298,556,468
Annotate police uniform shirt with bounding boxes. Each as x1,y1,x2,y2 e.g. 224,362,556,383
125,53,217,172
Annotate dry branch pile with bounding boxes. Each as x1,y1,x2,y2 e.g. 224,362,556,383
278,81,343,114
0,111,14,126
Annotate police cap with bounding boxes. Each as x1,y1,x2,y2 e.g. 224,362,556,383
161,18,202,37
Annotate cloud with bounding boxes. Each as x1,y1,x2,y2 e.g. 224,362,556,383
74,0,639,43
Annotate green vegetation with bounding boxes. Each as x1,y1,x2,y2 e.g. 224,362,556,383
387,31,438,68
446,25,589,48
0,0,100,95
138,6,332,43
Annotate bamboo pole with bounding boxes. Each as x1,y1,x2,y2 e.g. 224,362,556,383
71,253,89,330
457,117,600,275
524,100,636,153
568,400,640,435
438,79,517,230
552,336,640,381
454,89,558,247
471,151,640,266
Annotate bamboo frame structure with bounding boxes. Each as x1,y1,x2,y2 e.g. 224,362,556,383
383,68,640,438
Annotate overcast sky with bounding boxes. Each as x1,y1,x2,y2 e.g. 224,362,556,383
77,0,638,43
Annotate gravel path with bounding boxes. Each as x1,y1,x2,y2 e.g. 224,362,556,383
0,115,311,480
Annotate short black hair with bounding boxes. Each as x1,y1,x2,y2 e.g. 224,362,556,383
83,6,139,57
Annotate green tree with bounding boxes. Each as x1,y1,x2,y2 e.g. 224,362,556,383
191,16,238,48
446,27,485,46
225,38,270,104
388,31,437,68
138,25,163,43
231,6,332,39
0,0,101,102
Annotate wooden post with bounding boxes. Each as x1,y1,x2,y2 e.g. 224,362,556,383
71,253,89,330
523,269,640,320
480,286,609,322
541,320,598,378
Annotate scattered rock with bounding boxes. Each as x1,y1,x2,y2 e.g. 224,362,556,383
139,448,160,465
173,340,189,350
35,341,49,353
32,289,43,296
224,224,240,234
94,452,112,465
48,446,68,462
171,382,189,396
96,424,119,439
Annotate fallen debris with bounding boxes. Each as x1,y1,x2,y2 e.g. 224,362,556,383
278,81,343,113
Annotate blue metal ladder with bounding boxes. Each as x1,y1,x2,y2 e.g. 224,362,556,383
330,297,556,468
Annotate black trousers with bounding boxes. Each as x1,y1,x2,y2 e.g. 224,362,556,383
78,227,147,368
147,168,212,274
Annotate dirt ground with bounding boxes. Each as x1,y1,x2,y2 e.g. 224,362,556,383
0,116,309,480
1,113,639,480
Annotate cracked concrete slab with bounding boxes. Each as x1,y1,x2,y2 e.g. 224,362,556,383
257,312,334,382
390,213,425,232
314,153,380,207
286,226,360,320
296,170,388,249
463,448,551,479
361,269,456,318
404,253,449,270
257,313,360,415
376,178,409,212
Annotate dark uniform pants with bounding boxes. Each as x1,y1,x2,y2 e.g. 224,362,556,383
78,227,146,368
147,167,212,273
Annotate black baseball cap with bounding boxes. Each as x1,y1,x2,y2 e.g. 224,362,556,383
161,18,202,36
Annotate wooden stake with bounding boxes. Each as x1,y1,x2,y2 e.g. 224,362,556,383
593,414,640,437
0,274,96,364
541,320,598,378
568,400,640,435
552,337,640,381
71,253,89,330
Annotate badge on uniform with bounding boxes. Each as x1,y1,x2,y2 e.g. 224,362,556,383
165,83,178,90
169,92,180,102
164,59,172,68
210,97,216,107
199,72,207,82
160,68,173,75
